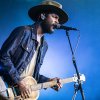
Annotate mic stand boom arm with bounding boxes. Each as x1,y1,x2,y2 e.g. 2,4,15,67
65,30,85,100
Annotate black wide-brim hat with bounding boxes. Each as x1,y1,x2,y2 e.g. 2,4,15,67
28,0,68,24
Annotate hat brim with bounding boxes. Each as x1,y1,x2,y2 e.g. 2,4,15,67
28,5,68,24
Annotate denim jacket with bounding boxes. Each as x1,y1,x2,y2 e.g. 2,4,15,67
0,23,50,85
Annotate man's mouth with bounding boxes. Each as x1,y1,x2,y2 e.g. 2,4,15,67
49,24,55,32
51,24,55,29
52,24,58,29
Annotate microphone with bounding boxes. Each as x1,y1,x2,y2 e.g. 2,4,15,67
54,24,78,31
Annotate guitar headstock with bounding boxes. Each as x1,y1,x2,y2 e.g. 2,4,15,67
73,74,86,83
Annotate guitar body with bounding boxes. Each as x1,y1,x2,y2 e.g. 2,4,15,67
0,76,39,100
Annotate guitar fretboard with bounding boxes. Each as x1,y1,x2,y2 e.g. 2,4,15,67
31,77,74,91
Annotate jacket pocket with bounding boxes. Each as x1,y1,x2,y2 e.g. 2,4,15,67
21,42,32,53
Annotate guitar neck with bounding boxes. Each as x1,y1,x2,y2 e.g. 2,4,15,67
61,77,75,84
31,77,74,91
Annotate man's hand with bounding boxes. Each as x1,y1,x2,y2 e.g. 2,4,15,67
49,77,62,91
18,80,31,99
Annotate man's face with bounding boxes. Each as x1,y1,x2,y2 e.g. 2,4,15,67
41,13,59,34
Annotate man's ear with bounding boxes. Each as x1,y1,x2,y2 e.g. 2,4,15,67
41,13,46,20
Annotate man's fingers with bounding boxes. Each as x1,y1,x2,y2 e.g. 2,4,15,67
50,77,63,91
57,82,63,88
25,90,30,98
27,86,32,94
56,84,61,90
57,79,62,88
21,92,25,99
21,90,30,99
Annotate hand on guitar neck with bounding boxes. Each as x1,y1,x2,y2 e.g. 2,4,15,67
49,77,62,91
17,80,31,99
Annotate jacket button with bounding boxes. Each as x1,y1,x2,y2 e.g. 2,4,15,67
27,47,28,50
34,50,36,53
27,58,30,62
19,68,24,73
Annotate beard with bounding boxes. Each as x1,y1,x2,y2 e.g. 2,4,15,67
40,20,54,34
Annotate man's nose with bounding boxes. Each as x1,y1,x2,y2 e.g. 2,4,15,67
54,18,59,24
55,19,59,24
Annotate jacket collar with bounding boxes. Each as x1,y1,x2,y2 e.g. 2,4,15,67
31,23,37,40
31,23,44,41
30,23,46,48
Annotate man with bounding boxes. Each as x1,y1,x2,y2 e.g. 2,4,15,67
0,0,68,99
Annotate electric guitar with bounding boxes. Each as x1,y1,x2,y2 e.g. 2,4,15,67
0,74,85,100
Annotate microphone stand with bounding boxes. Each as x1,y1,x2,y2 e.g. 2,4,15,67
65,30,85,100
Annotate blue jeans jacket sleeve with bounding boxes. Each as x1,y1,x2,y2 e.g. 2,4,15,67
38,74,50,83
0,26,25,83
